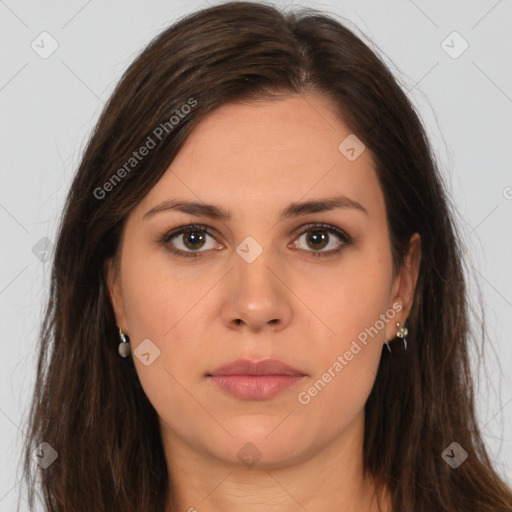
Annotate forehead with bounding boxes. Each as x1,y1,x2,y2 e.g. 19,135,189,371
135,92,384,221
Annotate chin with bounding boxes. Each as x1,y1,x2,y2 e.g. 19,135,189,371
207,419,310,469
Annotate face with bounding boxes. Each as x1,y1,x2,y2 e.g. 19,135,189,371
107,91,420,469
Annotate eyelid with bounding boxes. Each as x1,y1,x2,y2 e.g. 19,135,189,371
159,223,220,245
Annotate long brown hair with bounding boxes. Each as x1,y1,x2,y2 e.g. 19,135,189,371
19,2,512,511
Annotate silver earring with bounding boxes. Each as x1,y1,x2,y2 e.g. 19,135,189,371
118,328,131,358
384,322,408,354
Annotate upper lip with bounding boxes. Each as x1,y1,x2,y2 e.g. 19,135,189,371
208,358,306,377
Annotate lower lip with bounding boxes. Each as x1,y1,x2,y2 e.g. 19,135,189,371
208,375,304,400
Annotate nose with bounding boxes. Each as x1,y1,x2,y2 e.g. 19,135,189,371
220,246,293,334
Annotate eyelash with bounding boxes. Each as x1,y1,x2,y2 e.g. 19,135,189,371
157,223,353,259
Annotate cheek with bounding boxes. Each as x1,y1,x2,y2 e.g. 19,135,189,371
122,276,169,341
295,281,391,433
319,244,394,347
303,242,393,404
120,257,208,417
119,248,213,392
121,248,202,341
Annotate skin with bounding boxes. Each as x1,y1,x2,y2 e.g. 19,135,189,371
107,91,421,512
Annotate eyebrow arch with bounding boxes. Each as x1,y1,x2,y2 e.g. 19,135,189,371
143,195,368,222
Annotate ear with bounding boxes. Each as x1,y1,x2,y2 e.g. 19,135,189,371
384,232,421,341
105,256,128,332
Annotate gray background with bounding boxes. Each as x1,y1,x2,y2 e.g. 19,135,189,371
1,0,511,509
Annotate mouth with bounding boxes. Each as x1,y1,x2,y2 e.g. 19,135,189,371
206,358,307,400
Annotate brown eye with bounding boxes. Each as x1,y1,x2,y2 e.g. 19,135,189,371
159,222,351,260
181,230,207,250
305,230,329,251
159,224,222,258
292,223,352,258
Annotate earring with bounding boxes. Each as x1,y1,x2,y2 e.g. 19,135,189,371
118,328,131,358
384,322,408,354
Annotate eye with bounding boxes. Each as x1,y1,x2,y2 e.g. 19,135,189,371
158,222,352,259
290,223,352,258
159,224,223,259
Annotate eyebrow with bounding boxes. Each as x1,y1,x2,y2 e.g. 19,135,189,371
143,195,368,222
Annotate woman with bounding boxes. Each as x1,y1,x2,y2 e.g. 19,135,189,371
20,2,512,511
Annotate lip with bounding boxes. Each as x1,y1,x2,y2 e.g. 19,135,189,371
207,358,306,400
209,358,305,377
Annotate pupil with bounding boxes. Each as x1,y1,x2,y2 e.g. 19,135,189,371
308,230,327,250
184,231,204,249
181,230,329,251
